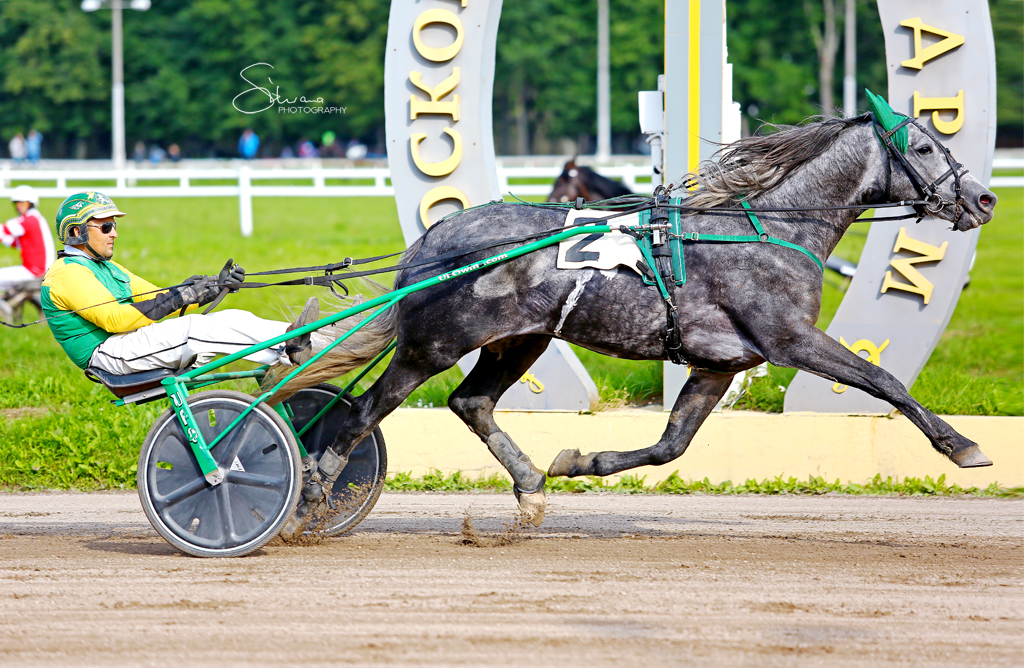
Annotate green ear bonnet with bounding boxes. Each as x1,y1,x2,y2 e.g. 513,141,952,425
865,89,909,155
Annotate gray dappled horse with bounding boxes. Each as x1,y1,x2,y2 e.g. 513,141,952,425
282,107,997,528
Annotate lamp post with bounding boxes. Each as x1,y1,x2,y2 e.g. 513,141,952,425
843,0,857,117
81,0,151,169
596,0,611,160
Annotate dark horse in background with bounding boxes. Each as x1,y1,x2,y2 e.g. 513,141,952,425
278,110,997,531
547,158,633,203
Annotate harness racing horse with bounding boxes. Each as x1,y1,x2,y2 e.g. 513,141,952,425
548,158,633,203
281,104,997,530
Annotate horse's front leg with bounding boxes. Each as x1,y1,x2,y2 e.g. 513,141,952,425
548,368,735,477
760,325,991,467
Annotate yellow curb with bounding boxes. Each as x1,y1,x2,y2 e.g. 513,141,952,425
378,409,1023,487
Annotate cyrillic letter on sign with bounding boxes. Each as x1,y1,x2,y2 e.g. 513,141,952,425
833,337,890,394
899,18,964,70
410,68,461,121
913,90,965,135
880,227,948,305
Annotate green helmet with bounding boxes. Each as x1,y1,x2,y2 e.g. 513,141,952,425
55,191,127,245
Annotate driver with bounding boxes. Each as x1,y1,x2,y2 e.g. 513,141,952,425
0,185,55,290
41,191,320,374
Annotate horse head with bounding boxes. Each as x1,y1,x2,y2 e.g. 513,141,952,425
866,90,996,232
547,158,634,203
547,158,592,203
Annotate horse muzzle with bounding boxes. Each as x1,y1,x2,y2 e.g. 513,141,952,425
950,178,997,232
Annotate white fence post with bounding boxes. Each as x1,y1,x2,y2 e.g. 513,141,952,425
238,165,253,237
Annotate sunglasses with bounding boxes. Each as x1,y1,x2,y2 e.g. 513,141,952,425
87,221,117,234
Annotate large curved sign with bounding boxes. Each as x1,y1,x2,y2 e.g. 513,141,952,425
384,0,598,410
784,1,997,413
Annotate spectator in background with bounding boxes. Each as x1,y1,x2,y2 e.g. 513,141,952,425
280,145,295,159
238,129,259,160
320,131,340,157
132,141,147,163
0,185,54,290
297,138,318,158
148,145,166,163
345,139,368,160
168,144,181,162
25,130,42,165
9,133,27,165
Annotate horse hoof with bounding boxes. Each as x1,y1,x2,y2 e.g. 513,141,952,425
548,449,581,477
950,445,993,468
279,501,309,543
515,488,546,527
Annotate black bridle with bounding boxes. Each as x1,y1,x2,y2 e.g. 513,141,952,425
866,111,968,224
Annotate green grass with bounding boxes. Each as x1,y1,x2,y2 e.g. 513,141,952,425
381,470,1021,497
0,191,1020,490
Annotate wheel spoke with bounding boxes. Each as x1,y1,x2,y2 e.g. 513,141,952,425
152,476,208,512
215,483,237,542
225,471,288,490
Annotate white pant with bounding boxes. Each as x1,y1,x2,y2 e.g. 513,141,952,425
0,265,37,291
89,309,291,374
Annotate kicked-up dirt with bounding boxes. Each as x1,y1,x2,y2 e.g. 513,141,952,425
0,491,1021,667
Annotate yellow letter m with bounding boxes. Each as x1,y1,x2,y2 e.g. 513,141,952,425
880,227,948,305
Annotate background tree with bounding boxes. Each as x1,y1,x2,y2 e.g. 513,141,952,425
804,0,841,114
0,0,1018,158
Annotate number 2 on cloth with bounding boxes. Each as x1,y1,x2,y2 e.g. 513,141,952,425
564,233,603,263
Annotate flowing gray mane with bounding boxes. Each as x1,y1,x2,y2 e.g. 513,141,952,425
684,116,864,208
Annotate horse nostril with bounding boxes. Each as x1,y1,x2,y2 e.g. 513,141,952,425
979,193,996,209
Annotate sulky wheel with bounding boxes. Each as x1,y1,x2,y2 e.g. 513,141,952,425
137,390,302,558
284,384,387,537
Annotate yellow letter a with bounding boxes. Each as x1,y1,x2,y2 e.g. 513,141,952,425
899,18,964,70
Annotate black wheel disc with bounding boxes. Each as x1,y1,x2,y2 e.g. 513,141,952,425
284,384,386,536
138,390,301,557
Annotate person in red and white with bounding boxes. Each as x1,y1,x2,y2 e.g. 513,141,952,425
0,185,55,290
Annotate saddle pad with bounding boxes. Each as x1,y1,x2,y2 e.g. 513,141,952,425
556,210,646,275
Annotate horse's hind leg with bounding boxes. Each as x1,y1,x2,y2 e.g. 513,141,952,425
281,346,459,539
448,335,551,525
548,368,734,477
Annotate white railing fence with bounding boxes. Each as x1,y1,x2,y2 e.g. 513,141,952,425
0,159,1018,237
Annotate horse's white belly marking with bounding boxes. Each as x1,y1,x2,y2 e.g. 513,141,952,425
554,271,593,336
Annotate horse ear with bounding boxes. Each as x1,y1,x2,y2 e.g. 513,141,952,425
865,88,909,155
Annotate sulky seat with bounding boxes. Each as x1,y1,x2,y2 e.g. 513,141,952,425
84,366,179,398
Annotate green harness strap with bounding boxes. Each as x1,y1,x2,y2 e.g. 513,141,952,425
630,197,822,292
673,201,823,272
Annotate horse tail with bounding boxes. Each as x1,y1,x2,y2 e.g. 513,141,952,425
264,239,424,404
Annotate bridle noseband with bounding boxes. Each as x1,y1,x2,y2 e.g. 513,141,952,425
866,112,968,224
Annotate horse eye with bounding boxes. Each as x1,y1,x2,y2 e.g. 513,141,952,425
917,145,933,155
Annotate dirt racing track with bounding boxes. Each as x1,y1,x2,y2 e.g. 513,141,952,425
0,491,1021,667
